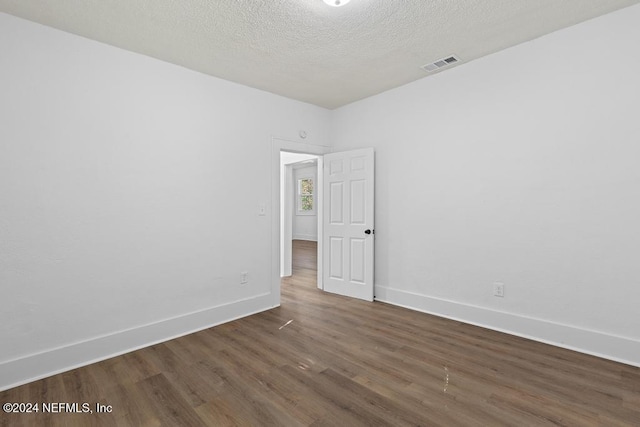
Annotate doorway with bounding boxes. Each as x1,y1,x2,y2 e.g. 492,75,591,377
280,152,320,279
270,138,375,307
289,159,319,283
270,138,327,308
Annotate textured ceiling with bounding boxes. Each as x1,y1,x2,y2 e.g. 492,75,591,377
1,0,638,109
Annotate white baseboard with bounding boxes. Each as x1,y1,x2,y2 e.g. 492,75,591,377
375,286,640,368
0,293,274,392
292,235,317,241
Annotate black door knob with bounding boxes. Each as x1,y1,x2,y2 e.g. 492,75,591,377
365,229,372,235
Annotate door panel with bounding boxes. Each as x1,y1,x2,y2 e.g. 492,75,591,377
329,182,344,224
323,148,374,301
329,237,344,279
350,238,366,283
351,179,366,224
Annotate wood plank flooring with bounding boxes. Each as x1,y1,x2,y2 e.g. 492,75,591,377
1,239,639,426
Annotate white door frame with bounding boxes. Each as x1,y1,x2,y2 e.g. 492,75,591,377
281,162,294,277
271,137,328,307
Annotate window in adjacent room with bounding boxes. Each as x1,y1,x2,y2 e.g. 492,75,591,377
297,177,314,215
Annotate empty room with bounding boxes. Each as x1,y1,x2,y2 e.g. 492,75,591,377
1,0,639,425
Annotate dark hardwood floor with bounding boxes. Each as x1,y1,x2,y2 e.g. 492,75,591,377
1,239,639,426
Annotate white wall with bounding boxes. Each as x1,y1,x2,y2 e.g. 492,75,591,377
0,13,330,390
292,164,318,241
331,4,640,366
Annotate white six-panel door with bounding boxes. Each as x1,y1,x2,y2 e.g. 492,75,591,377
322,148,374,301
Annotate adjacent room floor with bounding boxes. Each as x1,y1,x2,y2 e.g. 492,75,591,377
1,240,639,425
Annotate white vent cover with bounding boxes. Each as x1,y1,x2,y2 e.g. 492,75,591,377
421,55,460,72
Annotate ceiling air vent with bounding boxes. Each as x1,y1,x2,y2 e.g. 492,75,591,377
421,55,460,73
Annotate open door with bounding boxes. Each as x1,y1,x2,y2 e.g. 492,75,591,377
323,148,374,301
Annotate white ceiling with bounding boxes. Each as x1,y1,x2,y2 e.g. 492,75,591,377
1,0,638,109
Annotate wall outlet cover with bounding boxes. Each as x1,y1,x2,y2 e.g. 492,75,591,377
493,283,505,298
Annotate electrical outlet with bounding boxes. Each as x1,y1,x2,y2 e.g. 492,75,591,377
240,271,248,285
493,282,505,298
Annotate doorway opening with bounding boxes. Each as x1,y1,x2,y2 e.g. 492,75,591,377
271,138,375,307
280,152,319,288
271,138,327,308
